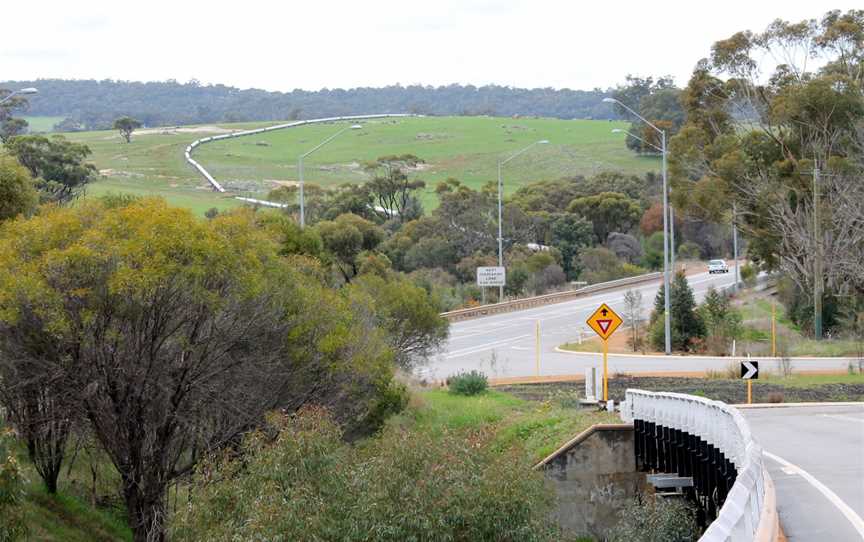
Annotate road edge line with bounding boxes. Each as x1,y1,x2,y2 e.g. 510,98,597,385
763,450,864,538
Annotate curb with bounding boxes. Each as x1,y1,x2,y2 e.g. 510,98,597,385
734,401,864,409
553,346,860,361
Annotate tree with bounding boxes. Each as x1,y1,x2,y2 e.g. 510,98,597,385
4,135,96,204
0,154,38,222
0,88,31,144
364,154,426,222
668,10,864,332
699,287,742,353
0,200,397,542
623,289,644,352
568,191,642,244
607,232,643,264
113,116,142,143
316,213,385,282
651,272,706,351
0,118,28,143
349,273,449,371
549,214,593,279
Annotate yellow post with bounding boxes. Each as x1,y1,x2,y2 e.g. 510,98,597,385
535,320,541,377
603,339,609,401
772,301,777,358
747,380,752,404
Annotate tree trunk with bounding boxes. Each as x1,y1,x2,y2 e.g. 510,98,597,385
124,483,167,542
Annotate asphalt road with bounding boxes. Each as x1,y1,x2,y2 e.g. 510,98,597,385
743,405,864,541
424,271,853,381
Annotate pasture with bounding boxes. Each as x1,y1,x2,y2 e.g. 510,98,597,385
66,116,659,214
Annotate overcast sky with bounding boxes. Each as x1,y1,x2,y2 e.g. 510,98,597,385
2,1,857,91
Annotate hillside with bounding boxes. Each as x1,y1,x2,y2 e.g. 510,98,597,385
68,116,658,214
2,79,617,130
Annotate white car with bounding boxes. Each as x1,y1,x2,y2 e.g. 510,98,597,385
708,259,729,274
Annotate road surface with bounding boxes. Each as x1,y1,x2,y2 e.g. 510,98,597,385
425,271,853,381
743,405,864,541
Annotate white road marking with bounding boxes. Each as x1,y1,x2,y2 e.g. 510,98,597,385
764,450,864,538
444,334,531,359
822,414,864,424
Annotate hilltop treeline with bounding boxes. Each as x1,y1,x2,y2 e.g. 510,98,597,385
2,79,616,129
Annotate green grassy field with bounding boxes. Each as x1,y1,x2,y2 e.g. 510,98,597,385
60,116,658,215
405,388,618,463
22,116,65,133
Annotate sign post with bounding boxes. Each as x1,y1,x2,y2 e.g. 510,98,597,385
741,360,759,404
586,303,623,401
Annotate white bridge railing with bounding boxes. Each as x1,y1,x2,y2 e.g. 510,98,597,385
620,389,772,542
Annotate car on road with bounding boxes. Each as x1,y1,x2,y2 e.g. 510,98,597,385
708,259,729,274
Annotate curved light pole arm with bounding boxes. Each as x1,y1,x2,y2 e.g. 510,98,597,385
604,97,663,135
297,124,358,228
613,129,663,153
496,139,549,300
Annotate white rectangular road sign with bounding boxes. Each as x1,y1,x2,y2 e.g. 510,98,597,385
477,266,506,287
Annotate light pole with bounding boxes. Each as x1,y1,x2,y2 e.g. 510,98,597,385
497,139,549,300
298,123,362,228
605,97,671,354
610,126,676,270
0,87,38,106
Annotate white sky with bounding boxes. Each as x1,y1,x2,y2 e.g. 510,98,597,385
2,1,857,91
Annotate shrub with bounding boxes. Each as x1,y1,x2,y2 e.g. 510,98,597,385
677,241,702,261
448,370,489,396
173,408,560,541
0,429,28,541
740,262,757,287
608,496,699,542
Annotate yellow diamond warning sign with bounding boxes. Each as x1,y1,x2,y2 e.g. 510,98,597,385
586,303,623,341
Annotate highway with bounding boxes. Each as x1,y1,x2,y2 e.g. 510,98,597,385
743,405,864,541
424,271,853,381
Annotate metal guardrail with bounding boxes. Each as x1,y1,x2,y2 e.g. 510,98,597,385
439,272,662,322
620,389,768,542
184,114,420,197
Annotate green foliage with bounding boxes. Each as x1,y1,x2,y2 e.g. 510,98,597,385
112,117,142,143
4,135,96,204
699,287,743,353
607,497,699,542
0,429,28,541
0,154,38,222
550,213,593,279
448,370,489,396
651,272,707,351
579,247,646,284
642,231,665,270
172,407,559,542
739,262,757,287
348,272,449,371
316,213,385,281
567,191,643,243
678,241,702,260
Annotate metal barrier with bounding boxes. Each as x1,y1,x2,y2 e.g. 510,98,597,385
440,272,662,322
620,389,770,542
184,113,420,198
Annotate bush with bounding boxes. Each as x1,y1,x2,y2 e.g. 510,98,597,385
608,496,699,542
740,262,757,287
677,241,701,261
448,370,489,396
0,429,28,541
173,408,560,541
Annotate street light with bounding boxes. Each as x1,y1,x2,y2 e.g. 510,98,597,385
0,87,38,106
497,139,549,300
611,128,677,271
297,123,363,228
605,97,672,355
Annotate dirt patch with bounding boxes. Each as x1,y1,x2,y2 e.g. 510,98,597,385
497,377,864,404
